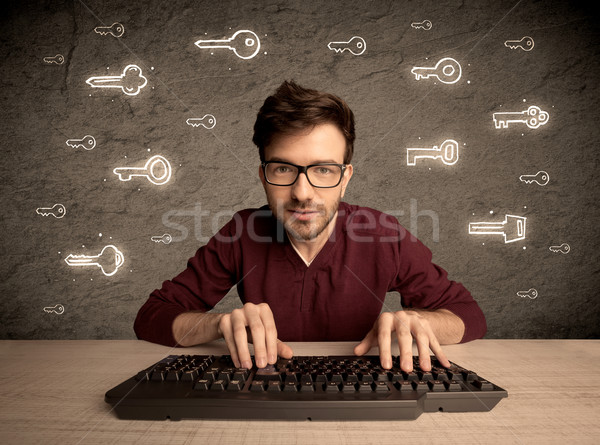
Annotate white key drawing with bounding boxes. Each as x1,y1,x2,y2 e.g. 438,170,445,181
36,203,66,218
86,64,148,96
195,30,261,60
43,304,65,315
186,115,216,129
411,20,432,30
493,105,549,129
151,234,172,244
43,54,64,64
504,36,534,52
469,214,527,243
113,155,172,186
66,135,96,150
327,36,366,56
549,243,570,254
519,170,549,186
407,139,459,166
516,288,538,299
64,244,124,277
94,22,125,38
411,57,462,84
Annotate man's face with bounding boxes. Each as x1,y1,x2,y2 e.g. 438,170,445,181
259,123,353,242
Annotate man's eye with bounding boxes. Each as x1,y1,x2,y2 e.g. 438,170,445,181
316,167,332,174
275,166,290,173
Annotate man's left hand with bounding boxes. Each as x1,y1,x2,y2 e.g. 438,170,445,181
353,310,452,371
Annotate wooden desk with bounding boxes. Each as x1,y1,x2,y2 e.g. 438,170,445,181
0,340,598,444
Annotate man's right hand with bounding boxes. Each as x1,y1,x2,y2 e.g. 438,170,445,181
217,302,293,369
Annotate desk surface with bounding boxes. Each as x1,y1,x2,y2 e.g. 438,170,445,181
0,339,599,444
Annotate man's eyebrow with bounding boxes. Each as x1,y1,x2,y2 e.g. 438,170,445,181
267,157,341,164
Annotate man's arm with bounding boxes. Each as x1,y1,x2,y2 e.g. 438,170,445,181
172,311,224,347
408,308,465,344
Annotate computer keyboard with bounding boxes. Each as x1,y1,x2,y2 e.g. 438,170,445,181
105,354,507,420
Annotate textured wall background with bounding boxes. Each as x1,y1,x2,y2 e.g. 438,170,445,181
1,0,598,340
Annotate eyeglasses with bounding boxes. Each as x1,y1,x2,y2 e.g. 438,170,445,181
261,161,347,188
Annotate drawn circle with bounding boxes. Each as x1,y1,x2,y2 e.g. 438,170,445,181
357,41,364,49
245,38,255,47
150,159,168,181
442,65,455,76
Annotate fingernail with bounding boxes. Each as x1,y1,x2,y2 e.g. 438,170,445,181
268,353,276,363
257,358,266,368
242,361,252,369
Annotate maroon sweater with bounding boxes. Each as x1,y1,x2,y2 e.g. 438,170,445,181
134,202,486,346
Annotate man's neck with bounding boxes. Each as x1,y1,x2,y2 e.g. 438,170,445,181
287,211,338,265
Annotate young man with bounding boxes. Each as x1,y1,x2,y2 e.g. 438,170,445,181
134,80,486,372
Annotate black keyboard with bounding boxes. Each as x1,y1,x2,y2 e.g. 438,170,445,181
105,354,507,420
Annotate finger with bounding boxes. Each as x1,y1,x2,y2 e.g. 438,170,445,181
277,340,294,359
426,329,451,368
395,315,414,372
258,304,279,364
413,327,432,372
246,309,268,368
231,309,252,369
353,328,377,356
376,313,394,369
219,314,240,368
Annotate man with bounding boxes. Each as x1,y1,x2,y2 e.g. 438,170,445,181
134,80,486,372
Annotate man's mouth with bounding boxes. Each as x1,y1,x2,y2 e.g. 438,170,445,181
287,209,320,221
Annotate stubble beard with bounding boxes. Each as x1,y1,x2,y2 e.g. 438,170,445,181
268,195,341,241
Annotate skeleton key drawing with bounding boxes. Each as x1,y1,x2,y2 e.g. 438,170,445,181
86,64,148,96
327,36,366,56
66,135,96,150
406,139,459,166
151,234,172,244
43,54,64,64
549,243,570,254
519,170,549,186
113,155,172,186
411,20,432,30
411,57,462,84
43,304,65,315
516,288,538,299
64,244,124,277
504,36,534,51
94,22,125,38
36,203,66,218
493,105,549,129
195,30,261,60
186,115,216,129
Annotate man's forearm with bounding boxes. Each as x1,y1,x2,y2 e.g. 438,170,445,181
172,311,225,347
407,308,465,344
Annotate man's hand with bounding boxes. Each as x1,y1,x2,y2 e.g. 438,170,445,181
217,302,293,369
353,310,453,371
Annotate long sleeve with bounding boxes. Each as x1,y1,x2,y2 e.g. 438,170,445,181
133,215,242,346
388,221,487,343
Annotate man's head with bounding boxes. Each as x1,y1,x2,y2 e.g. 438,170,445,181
253,80,355,242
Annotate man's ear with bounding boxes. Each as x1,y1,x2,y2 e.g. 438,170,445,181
259,164,267,187
340,164,353,198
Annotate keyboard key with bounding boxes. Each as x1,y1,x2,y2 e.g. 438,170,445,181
444,380,462,392
359,381,374,392
395,380,413,392
326,382,341,392
472,379,493,390
427,380,445,392
343,382,357,392
250,380,266,392
267,381,282,392
211,379,226,391
284,382,298,392
375,381,389,392
233,368,250,382
411,380,429,391
227,379,243,391
301,381,314,392
193,379,210,390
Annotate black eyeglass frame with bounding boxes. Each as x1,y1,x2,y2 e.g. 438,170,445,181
261,160,347,188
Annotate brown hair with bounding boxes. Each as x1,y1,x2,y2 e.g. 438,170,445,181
252,80,355,164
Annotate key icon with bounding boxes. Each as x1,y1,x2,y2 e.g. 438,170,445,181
519,170,549,186
411,20,432,30
186,115,216,129
43,54,64,64
504,36,534,52
66,135,96,150
64,244,124,277
549,243,570,254
493,105,549,129
327,36,366,56
411,57,462,84
516,288,538,299
94,22,125,38
36,203,66,218
195,30,261,60
113,155,172,186
469,214,527,243
407,139,459,166
86,64,148,96
151,234,172,244
43,304,65,315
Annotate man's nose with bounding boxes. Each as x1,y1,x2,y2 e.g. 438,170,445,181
290,171,314,201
